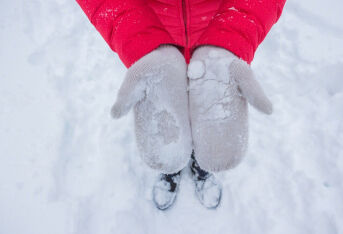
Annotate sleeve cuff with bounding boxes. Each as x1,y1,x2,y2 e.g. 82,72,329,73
195,27,255,64
116,30,176,68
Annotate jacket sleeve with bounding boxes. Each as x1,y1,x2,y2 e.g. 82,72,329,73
76,0,175,67
196,0,286,64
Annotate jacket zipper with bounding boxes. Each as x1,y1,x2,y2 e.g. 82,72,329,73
182,0,188,46
182,0,190,62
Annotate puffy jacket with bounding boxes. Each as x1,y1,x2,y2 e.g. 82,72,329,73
76,0,286,67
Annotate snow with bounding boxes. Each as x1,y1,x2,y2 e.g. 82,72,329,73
188,49,237,122
228,7,238,12
187,60,205,79
0,0,343,234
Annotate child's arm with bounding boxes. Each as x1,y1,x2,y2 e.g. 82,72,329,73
76,0,175,68
196,0,286,64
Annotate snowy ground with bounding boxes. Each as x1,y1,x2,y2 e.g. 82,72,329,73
1,0,343,233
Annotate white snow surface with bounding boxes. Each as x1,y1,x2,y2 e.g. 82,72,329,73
1,0,343,234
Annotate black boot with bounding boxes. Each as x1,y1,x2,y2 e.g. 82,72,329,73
190,153,211,180
190,152,222,209
152,171,181,210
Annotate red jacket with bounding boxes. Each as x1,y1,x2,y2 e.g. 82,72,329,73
76,0,286,68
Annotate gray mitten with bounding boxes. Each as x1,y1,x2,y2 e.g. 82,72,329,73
111,46,192,173
187,46,272,172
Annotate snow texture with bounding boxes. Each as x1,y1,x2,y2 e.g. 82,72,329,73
1,0,343,234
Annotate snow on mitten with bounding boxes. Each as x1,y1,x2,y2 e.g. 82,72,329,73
111,45,192,173
187,46,272,172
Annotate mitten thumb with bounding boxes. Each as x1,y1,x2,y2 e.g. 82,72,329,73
111,45,183,119
111,69,146,119
230,59,273,115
